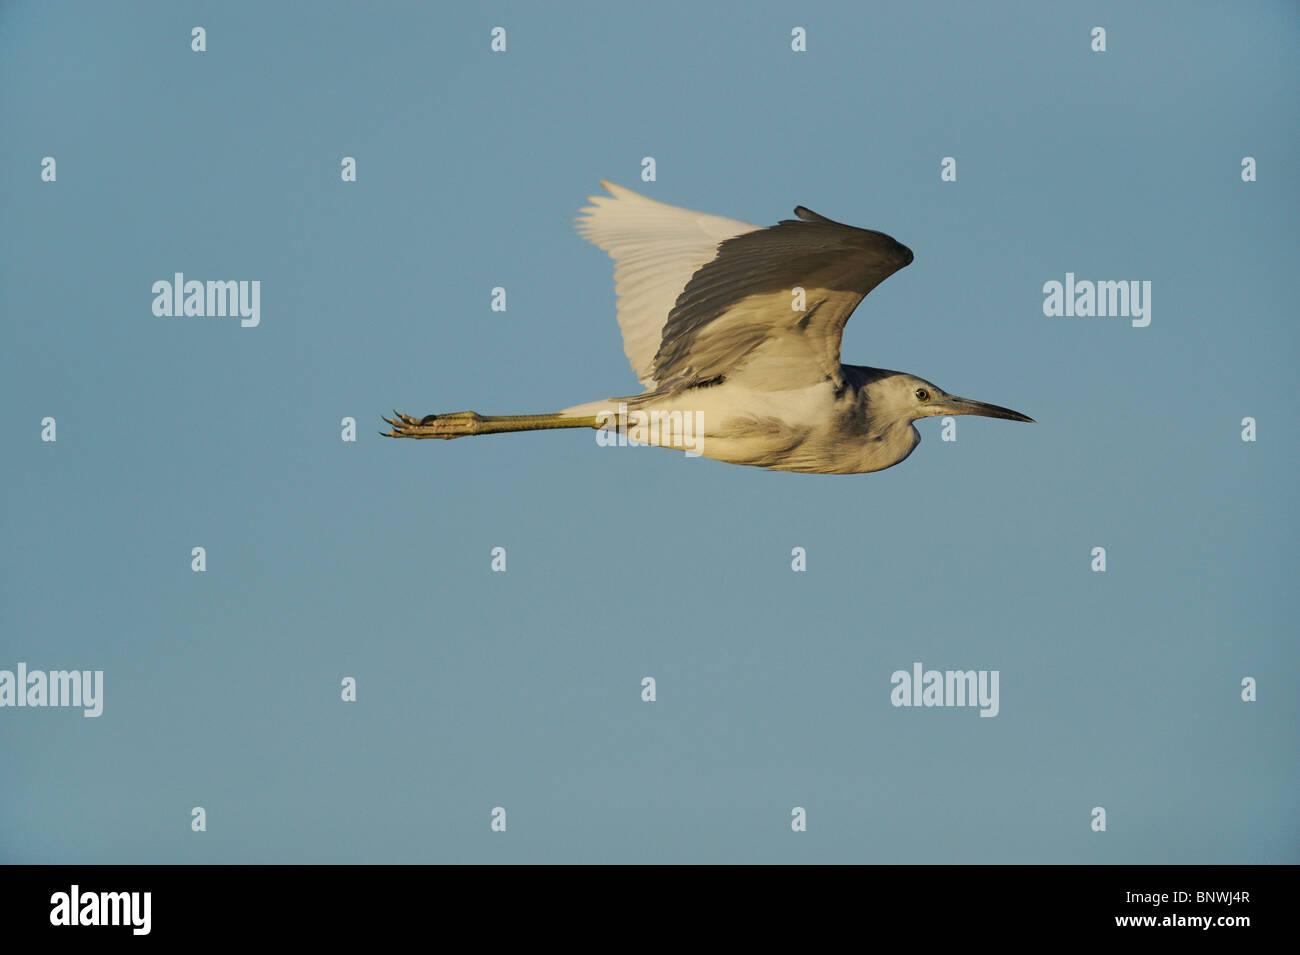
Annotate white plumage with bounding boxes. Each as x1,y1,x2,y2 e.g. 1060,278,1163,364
573,180,759,388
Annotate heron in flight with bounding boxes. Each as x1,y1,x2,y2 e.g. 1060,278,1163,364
384,181,1032,474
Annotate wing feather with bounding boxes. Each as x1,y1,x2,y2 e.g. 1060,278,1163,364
652,207,913,391
574,181,760,388
575,183,913,395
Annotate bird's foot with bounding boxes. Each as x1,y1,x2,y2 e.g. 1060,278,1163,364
382,410,483,439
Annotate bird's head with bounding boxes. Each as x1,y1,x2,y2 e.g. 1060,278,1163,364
869,372,1035,426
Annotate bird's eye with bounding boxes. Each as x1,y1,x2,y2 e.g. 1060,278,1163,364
915,388,929,401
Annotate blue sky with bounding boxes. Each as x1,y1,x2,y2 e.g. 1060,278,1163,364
1,0,1295,862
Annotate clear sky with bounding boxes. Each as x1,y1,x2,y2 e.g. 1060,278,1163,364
1,0,1296,863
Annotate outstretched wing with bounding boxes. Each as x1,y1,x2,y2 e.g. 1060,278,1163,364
574,181,761,389
651,206,914,393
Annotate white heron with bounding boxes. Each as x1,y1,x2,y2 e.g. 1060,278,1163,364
384,181,1032,474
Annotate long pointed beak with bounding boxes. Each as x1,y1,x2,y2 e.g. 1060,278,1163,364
934,396,1035,423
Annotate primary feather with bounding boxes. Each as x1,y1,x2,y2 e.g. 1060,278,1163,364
574,181,760,388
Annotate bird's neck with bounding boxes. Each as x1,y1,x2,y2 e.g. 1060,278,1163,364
843,367,922,472
862,416,920,473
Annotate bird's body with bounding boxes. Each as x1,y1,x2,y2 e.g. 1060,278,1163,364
557,365,921,474
385,181,1032,473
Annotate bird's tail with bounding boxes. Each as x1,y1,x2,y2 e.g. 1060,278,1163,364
383,409,599,439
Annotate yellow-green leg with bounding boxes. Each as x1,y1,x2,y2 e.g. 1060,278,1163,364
382,410,600,440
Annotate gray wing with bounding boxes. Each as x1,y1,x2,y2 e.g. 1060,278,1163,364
651,207,914,392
